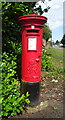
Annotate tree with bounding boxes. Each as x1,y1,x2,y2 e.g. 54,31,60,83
55,40,59,45
2,2,36,53
61,34,65,46
2,1,51,53
34,5,50,15
43,24,52,41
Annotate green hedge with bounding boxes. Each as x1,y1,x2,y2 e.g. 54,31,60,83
0,52,30,117
42,49,52,71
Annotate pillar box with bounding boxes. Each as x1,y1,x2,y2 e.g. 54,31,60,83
18,14,47,105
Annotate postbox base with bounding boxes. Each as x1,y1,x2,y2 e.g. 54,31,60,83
22,81,40,106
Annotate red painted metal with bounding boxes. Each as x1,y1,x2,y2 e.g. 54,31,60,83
18,14,47,83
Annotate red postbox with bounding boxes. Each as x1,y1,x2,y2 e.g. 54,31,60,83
18,14,47,105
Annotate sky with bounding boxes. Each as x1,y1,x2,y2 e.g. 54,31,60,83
37,0,65,42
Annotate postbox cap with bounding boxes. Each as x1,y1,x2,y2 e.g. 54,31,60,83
18,14,47,23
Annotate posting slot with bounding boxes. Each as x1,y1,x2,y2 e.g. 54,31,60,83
27,30,39,33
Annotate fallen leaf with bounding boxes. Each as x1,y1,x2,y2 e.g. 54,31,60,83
52,88,58,90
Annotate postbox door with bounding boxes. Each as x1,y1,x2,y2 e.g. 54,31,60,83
22,34,42,83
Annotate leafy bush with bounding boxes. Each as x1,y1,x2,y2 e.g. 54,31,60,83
42,48,64,75
50,66,64,74
42,49,52,71
0,52,30,117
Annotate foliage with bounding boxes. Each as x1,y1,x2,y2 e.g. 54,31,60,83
34,4,50,15
2,2,35,80
55,40,59,45
46,47,65,77
42,49,52,71
48,41,53,47
2,2,51,53
61,34,65,46
47,47,64,68
43,24,52,41
50,67,64,75
2,2,35,53
0,52,30,117
41,47,64,85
